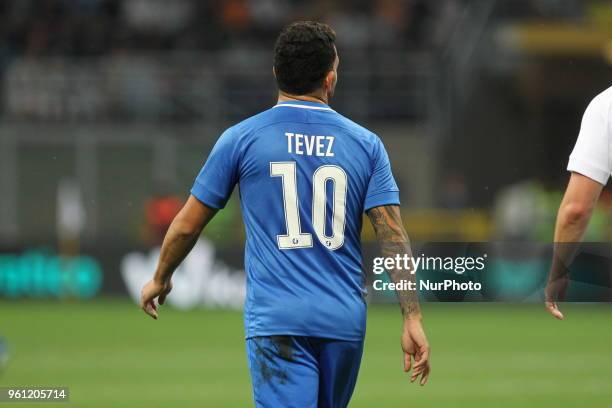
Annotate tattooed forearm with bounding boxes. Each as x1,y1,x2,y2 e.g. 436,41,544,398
367,205,421,319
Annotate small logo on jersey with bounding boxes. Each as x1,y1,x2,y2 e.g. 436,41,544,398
292,238,299,245
326,240,332,247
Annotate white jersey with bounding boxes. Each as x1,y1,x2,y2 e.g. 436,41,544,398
568,86,612,185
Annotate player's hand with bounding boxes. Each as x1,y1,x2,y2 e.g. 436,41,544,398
140,279,172,320
544,274,568,320
545,301,564,320
401,318,430,386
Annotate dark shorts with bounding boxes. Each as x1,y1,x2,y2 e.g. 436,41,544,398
246,336,364,408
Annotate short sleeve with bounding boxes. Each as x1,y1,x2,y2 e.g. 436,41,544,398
364,137,400,211
190,127,240,209
567,96,611,185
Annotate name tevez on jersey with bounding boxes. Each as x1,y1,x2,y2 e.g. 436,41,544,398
285,132,335,157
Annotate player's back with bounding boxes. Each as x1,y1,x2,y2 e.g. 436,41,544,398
191,100,399,341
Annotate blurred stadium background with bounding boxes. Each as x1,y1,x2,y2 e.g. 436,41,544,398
1,0,612,406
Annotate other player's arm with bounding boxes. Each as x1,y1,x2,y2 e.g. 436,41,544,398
545,172,602,319
367,205,430,385
140,195,218,319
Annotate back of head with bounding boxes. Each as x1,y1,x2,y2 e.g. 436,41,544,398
273,21,336,95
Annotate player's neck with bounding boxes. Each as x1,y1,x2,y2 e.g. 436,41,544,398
277,91,328,105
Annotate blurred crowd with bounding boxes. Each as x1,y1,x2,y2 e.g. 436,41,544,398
0,0,460,59
0,0,587,122
0,0,467,121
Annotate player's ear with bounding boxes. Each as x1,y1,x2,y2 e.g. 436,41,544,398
324,70,335,90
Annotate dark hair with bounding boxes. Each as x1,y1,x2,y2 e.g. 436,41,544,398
273,21,336,95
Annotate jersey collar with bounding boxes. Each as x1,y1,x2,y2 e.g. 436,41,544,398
274,100,334,111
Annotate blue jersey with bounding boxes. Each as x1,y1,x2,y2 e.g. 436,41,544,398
191,100,399,341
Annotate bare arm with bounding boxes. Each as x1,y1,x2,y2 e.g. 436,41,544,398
545,172,603,319
141,195,218,319
367,205,430,385
367,205,420,319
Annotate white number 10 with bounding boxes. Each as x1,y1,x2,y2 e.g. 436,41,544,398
270,162,347,250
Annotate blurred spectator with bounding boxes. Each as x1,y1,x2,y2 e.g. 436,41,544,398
220,0,251,33
123,0,193,34
249,0,289,28
438,170,469,209
144,191,183,245
372,0,408,47
492,180,550,241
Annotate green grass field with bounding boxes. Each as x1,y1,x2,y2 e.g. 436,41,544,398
1,301,611,407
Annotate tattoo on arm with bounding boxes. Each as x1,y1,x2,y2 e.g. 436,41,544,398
367,205,420,318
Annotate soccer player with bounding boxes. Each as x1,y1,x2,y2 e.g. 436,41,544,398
545,86,612,320
140,21,430,406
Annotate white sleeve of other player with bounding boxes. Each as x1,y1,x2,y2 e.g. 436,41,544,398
567,94,611,185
